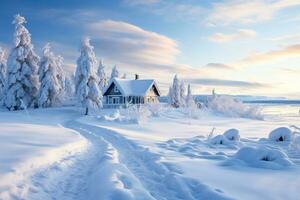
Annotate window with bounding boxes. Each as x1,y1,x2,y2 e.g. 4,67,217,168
114,86,118,93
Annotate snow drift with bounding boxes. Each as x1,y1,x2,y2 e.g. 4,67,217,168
224,146,292,169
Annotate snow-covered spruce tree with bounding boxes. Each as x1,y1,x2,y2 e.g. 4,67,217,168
38,43,64,107
185,84,195,108
3,14,39,110
167,86,173,106
97,59,107,91
110,65,119,80
75,38,102,115
171,74,180,108
179,81,186,107
64,73,75,103
0,47,6,98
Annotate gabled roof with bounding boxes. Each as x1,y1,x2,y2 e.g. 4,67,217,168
104,78,161,96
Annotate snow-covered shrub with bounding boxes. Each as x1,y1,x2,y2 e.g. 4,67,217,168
226,146,292,169
223,129,240,141
38,43,64,107
210,135,229,145
75,38,102,115
3,14,40,110
147,103,163,117
268,127,292,142
119,105,151,124
206,95,263,119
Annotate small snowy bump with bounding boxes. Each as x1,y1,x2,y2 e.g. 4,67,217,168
224,146,292,169
268,127,293,143
223,129,240,141
210,135,229,145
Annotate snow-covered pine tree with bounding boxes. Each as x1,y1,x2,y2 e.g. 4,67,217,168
64,73,75,102
179,81,186,107
3,14,39,110
38,43,64,107
97,59,107,91
167,86,173,105
0,47,6,98
171,74,180,108
110,65,119,80
75,38,102,115
185,84,195,108
56,55,65,90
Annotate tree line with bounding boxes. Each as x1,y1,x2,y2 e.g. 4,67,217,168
0,14,123,115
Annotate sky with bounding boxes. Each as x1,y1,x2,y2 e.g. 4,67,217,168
0,0,300,98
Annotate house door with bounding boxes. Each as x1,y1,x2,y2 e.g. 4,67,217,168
113,97,119,104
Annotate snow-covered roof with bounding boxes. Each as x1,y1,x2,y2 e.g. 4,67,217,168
105,78,161,96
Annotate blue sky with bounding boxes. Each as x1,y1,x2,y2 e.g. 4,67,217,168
1,0,300,98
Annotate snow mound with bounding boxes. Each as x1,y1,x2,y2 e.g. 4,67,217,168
268,127,293,142
223,129,240,141
225,146,292,169
210,135,229,145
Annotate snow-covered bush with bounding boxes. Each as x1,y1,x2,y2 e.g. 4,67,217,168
226,146,292,169
268,127,292,142
223,129,240,141
38,43,64,107
119,105,151,124
75,38,102,115
3,14,40,110
147,103,163,117
0,47,6,98
206,95,263,119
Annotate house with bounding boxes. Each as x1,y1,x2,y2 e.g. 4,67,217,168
103,75,161,108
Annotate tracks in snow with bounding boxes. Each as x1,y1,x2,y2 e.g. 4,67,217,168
16,119,232,200
64,120,233,200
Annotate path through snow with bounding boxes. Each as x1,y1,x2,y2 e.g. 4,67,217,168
15,118,232,200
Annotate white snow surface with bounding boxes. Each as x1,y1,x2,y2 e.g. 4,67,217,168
0,104,300,200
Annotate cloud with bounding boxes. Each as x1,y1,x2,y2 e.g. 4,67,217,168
204,63,232,70
265,34,300,43
187,78,268,88
238,44,300,66
209,29,257,43
86,20,180,66
207,0,300,26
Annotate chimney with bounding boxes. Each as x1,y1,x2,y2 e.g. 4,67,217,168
135,74,139,80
